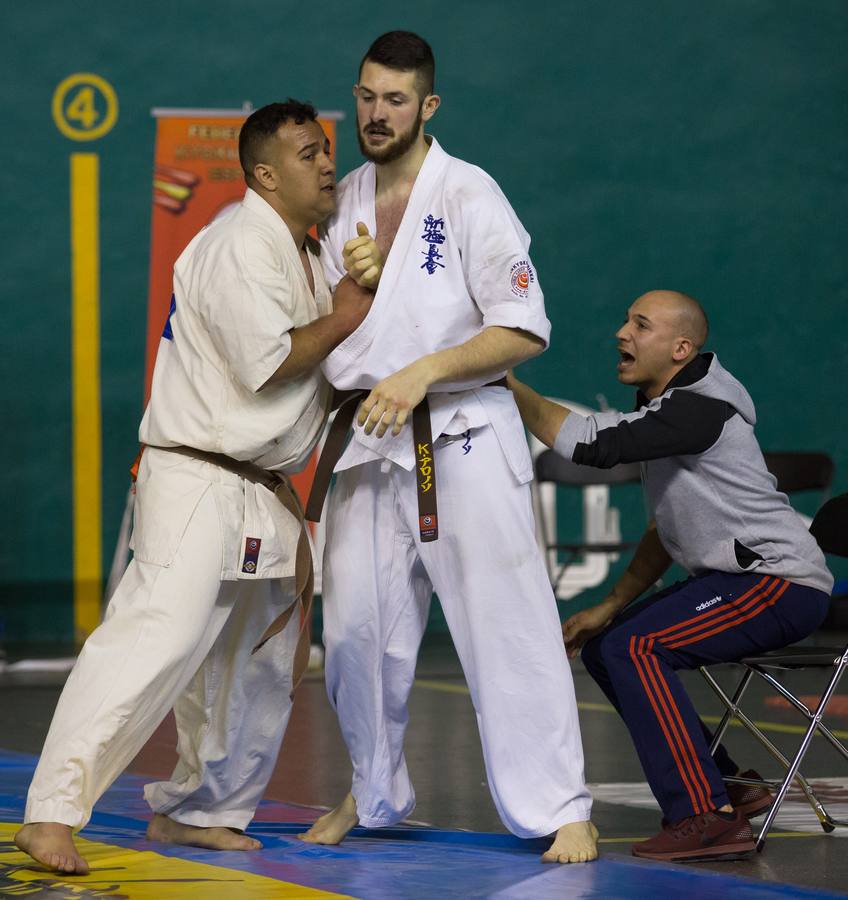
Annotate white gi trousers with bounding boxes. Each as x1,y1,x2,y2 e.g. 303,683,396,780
323,424,592,837
25,486,299,832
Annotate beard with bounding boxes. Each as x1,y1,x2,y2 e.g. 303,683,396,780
357,103,423,164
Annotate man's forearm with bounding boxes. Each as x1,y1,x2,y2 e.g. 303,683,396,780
261,313,354,387
416,326,545,388
605,522,672,615
507,373,570,448
357,325,545,436
262,276,373,388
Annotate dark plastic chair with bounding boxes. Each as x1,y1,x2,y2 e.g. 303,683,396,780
534,448,643,594
699,492,848,851
763,451,834,499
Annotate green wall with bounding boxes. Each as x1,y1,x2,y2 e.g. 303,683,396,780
2,1,846,642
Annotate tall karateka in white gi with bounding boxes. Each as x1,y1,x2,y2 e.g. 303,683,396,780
300,32,599,863
16,100,376,875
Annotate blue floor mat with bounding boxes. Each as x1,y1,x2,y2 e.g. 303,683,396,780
1,750,843,899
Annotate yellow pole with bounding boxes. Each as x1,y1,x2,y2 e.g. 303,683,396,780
71,152,102,641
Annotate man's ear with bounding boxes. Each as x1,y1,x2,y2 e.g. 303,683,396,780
672,337,693,362
421,93,441,122
253,162,276,192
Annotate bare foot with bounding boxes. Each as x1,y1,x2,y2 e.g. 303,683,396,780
146,813,262,851
541,820,600,864
14,822,90,875
299,792,359,845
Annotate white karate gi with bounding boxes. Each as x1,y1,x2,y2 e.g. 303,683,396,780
26,188,331,831
318,138,592,837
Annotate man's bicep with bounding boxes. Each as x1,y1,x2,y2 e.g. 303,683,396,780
204,273,297,393
461,196,550,344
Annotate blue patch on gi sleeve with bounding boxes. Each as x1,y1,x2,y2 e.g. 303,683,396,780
162,294,176,341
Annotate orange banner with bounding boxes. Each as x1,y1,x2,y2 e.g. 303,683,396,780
145,107,341,503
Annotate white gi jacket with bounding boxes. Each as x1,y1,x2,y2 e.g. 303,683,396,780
137,188,331,580
320,137,550,483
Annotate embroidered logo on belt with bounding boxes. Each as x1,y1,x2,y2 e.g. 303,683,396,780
419,514,437,540
420,214,446,275
417,441,434,494
416,439,438,541
509,259,535,297
242,537,261,574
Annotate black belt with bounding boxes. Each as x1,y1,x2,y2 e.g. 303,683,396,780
305,378,509,542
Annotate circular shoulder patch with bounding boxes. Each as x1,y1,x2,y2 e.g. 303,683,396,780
509,259,535,297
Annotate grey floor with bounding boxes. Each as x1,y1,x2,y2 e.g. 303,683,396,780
2,633,847,894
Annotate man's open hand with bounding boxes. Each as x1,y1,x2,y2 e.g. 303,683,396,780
357,359,435,438
343,222,382,290
561,601,616,658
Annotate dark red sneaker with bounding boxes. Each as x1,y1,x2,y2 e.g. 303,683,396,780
726,770,773,818
632,810,755,862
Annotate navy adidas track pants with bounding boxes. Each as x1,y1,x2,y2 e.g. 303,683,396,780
581,571,829,823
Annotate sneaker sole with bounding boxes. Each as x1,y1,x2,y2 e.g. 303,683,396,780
632,840,757,862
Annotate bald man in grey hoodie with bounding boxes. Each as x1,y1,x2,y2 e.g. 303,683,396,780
509,290,832,864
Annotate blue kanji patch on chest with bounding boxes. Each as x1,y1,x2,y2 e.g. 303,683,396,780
420,214,446,275
162,294,176,341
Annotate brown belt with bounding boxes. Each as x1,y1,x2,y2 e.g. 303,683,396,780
144,443,314,693
149,444,283,492
413,396,438,542
304,391,365,523
304,377,509,542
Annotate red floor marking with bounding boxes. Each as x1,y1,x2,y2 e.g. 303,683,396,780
129,712,178,778
128,712,309,804
785,779,848,803
764,695,848,717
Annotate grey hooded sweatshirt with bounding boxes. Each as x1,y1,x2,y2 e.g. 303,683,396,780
553,353,833,594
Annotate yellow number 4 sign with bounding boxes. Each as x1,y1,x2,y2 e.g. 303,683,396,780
53,72,118,141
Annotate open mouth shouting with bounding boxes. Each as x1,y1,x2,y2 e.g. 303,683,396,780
617,347,636,372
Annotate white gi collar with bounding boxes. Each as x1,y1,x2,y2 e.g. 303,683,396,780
241,187,321,299
358,134,449,191
242,187,304,253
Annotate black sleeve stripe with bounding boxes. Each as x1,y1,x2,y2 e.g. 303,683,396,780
572,391,734,468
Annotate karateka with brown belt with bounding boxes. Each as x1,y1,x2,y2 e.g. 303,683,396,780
16,99,376,875
300,31,598,864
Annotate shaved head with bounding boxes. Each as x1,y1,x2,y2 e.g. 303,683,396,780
616,290,710,398
638,290,709,351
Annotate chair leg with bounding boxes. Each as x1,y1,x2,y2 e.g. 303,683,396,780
755,652,848,851
701,665,826,828
551,550,579,594
754,665,848,762
701,666,753,754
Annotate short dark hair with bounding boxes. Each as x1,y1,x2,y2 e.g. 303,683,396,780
239,99,317,183
360,31,435,98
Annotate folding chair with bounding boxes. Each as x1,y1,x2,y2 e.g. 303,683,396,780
534,448,643,596
699,492,848,851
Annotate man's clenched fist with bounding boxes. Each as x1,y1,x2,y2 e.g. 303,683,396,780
343,221,383,290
